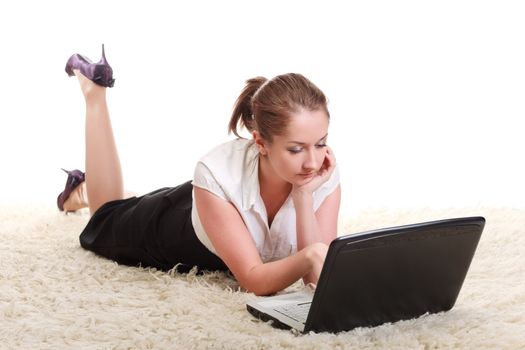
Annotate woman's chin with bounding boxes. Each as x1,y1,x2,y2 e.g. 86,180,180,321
296,173,315,183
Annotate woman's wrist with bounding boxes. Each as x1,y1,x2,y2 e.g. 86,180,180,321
291,188,313,206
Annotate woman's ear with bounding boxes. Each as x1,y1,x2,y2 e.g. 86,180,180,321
252,130,268,156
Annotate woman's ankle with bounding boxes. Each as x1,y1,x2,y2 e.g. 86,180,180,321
84,91,107,107
75,70,107,102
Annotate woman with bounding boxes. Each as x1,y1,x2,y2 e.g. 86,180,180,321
59,45,341,296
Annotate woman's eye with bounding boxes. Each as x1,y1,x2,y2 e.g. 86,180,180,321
288,144,326,154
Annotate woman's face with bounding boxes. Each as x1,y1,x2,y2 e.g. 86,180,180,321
260,108,330,186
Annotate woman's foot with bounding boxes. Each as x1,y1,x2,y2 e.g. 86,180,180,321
74,69,106,102
57,169,89,213
62,182,89,213
65,44,115,88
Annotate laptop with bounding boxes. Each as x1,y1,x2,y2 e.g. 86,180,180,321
247,216,485,333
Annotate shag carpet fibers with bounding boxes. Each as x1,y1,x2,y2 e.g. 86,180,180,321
1,205,524,349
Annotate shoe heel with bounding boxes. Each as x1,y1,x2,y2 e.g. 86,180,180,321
98,44,109,65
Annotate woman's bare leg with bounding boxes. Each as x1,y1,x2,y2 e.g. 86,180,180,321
74,69,124,214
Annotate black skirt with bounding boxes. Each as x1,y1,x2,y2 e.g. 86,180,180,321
79,180,228,273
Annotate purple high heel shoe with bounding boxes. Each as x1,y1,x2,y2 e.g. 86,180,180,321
57,169,86,212
65,44,115,87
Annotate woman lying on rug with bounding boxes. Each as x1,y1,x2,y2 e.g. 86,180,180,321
58,45,341,296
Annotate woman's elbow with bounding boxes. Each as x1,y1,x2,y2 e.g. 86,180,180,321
246,284,274,296
237,268,274,296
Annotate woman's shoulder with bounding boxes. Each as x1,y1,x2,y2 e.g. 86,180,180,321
193,138,258,200
195,138,257,181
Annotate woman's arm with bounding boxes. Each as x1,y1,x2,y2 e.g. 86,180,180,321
292,185,340,285
292,146,340,248
293,185,341,249
291,146,341,284
194,186,326,296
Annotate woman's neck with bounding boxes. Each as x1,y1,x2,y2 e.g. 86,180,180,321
258,155,292,197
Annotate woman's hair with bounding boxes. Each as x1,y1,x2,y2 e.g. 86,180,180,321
228,73,329,143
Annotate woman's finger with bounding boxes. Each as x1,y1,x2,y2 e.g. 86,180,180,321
326,146,336,167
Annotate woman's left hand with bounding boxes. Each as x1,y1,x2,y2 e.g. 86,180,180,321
291,146,337,199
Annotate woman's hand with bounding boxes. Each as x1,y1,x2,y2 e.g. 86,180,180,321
302,242,329,286
291,146,337,200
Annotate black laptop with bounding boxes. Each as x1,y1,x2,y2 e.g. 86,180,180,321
247,216,485,333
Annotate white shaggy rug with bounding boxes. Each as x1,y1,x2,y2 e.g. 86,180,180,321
1,205,524,349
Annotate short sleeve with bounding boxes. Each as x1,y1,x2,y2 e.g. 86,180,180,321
192,161,228,201
313,164,341,210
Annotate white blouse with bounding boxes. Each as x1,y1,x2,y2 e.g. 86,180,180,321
191,138,340,263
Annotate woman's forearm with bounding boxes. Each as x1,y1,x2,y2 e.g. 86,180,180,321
244,244,325,296
293,191,329,250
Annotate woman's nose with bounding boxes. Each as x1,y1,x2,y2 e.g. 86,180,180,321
302,150,318,171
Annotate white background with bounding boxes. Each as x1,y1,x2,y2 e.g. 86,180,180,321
0,0,523,217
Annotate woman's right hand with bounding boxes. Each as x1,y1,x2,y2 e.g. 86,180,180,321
303,242,329,286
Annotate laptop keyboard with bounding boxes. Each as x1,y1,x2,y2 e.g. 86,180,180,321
274,302,311,323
